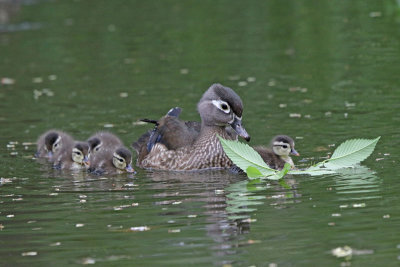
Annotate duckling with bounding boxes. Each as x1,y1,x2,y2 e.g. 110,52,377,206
35,130,74,161
53,141,89,170
135,83,250,171
254,135,300,170
87,131,123,157
88,146,135,175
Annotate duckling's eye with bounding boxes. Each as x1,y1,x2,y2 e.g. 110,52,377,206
75,151,82,155
282,145,288,149
221,103,228,110
119,158,124,163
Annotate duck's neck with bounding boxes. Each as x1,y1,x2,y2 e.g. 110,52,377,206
280,155,295,168
199,124,234,140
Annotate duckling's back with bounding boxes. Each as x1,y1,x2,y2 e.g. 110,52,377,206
254,146,286,170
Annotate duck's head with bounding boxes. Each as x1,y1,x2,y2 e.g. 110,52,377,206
197,83,250,141
44,132,62,157
72,142,90,165
271,135,299,157
87,137,102,158
112,147,135,173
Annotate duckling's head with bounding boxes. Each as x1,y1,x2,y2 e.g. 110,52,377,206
44,132,62,157
72,142,89,165
197,83,250,141
112,147,135,173
87,137,102,157
271,135,300,158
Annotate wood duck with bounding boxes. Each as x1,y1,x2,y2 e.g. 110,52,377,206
254,135,300,170
134,83,250,171
35,130,74,161
87,131,123,158
133,107,239,156
88,146,135,175
53,141,89,170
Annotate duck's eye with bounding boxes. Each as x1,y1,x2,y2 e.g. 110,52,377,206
75,151,82,155
282,145,288,149
119,158,124,163
212,100,231,113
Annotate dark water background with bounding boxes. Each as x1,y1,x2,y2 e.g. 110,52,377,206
1,0,400,266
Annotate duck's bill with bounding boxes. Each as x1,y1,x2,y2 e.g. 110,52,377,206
83,156,90,166
291,149,300,156
230,117,251,142
126,164,135,173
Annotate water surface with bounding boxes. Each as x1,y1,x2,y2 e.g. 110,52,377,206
1,0,400,266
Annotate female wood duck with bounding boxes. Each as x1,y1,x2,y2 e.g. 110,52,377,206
35,130,74,161
88,146,135,175
133,83,250,171
254,135,300,170
53,141,90,170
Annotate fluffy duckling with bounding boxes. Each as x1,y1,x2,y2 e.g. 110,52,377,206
87,131,123,157
88,146,135,175
53,141,89,170
254,135,300,170
35,130,74,161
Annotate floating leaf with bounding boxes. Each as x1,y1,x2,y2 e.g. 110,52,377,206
220,136,380,180
218,136,275,177
246,166,263,178
269,163,291,180
323,137,380,169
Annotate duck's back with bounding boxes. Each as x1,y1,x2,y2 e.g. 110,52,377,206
139,128,234,171
88,147,114,174
133,115,201,163
254,146,286,170
155,116,200,150
95,132,123,148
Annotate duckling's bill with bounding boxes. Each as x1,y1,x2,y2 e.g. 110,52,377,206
291,148,300,156
126,164,135,173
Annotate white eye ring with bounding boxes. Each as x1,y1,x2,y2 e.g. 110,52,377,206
212,100,231,114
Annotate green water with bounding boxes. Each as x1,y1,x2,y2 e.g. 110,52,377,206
1,0,400,266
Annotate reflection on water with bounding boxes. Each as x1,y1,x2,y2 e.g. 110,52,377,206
334,165,381,200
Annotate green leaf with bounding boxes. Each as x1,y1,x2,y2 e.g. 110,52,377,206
218,136,276,177
268,163,291,180
288,137,380,176
246,166,264,178
323,137,380,169
220,135,380,179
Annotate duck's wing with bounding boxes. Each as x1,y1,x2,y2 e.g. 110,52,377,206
134,107,198,152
